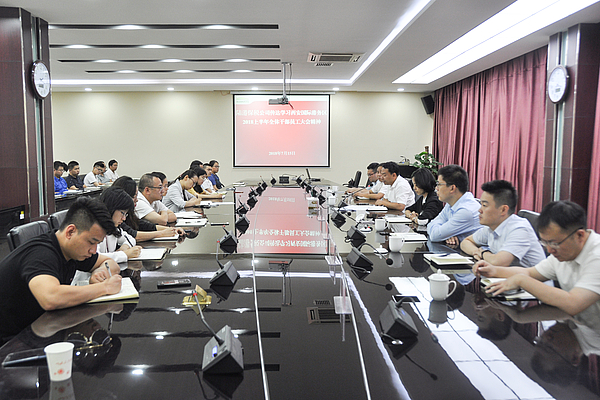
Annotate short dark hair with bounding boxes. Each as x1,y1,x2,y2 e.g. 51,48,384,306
411,168,436,194
53,161,65,171
190,160,202,169
538,201,587,233
59,196,117,236
437,164,469,194
209,160,219,167
178,169,198,181
151,171,166,183
192,166,207,177
100,187,135,216
481,180,518,214
138,174,158,191
111,176,137,198
67,161,79,171
380,161,400,176
367,162,379,171
108,159,118,167
93,161,106,169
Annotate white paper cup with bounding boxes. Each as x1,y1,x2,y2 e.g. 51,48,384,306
44,342,74,381
50,378,76,400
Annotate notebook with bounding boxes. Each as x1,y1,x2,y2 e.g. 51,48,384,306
129,248,167,261
480,278,537,301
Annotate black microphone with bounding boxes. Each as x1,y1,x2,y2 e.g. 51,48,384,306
405,354,438,380
362,279,394,290
357,242,394,265
270,175,277,186
193,291,224,345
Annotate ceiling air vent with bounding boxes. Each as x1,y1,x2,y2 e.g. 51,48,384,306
315,62,333,67
307,52,363,65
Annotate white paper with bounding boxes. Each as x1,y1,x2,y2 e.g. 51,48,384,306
129,248,167,261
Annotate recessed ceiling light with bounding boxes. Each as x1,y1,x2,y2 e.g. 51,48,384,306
397,88,405,91
394,0,600,84
160,59,184,63
84,88,92,91
66,44,91,49
116,70,136,74
332,87,340,91
141,44,166,49
95,59,117,63
167,87,174,91
251,87,259,90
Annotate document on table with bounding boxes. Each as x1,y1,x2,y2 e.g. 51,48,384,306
389,232,427,241
129,248,167,261
87,277,139,303
341,205,388,212
175,218,208,227
480,278,537,301
175,211,204,219
385,215,412,223
424,253,473,265
151,234,180,241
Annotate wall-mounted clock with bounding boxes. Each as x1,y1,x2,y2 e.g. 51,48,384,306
547,65,569,103
31,60,51,99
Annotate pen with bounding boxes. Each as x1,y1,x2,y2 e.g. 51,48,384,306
105,261,112,277
122,228,134,247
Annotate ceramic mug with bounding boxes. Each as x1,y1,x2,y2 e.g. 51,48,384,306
428,300,452,325
374,218,388,231
388,234,405,252
429,273,457,301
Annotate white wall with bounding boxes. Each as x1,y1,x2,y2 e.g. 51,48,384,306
52,91,433,185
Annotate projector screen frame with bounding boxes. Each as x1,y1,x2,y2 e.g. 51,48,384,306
233,93,331,168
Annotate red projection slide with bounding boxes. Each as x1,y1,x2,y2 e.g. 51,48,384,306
234,94,330,167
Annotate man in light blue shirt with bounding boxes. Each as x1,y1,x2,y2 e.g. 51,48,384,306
461,180,546,267
427,165,480,245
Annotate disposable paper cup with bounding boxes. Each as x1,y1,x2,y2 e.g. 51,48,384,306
50,378,75,400
44,342,74,381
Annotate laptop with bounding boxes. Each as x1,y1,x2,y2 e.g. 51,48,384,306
306,168,321,182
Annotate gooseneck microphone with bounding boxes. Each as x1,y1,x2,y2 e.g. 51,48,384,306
193,291,224,345
357,242,394,265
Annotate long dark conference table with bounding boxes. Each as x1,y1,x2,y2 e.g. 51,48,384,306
1,180,599,400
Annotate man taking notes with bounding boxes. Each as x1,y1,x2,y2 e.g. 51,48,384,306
0,197,122,344
474,201,600,328
374,161,415,211
461,180,545,267
427,164,480,245
136,173,177,225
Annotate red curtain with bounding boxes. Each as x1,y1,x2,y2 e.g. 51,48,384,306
586,64,600,231
433,47,547,212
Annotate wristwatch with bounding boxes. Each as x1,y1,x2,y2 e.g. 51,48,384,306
480,250,491,259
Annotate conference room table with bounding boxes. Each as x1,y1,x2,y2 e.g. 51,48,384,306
1,181,599,400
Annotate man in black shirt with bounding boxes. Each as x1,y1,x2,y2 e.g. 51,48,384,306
0,197,121,344
64,160,85,190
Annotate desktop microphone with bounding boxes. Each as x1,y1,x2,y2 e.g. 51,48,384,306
270,175,277,186
357,242,394,265
362,279,394,291
405,355,438,381
193,291,244,374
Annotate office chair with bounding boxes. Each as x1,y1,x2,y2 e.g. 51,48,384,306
48,209,68,230
7,220,50,251
347,170,362,188
517,210,540,238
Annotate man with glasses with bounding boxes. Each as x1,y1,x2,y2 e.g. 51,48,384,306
351,164,389,200
208,160,224,190
461,180,545,267
474,201,600,327
135,174,177,225
84,161,106,187
427,164,481,244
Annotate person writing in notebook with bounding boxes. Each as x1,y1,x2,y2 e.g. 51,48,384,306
473,201,600,329
0,197,122,344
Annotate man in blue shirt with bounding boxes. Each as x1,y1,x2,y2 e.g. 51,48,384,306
460,180,546,267
427,164,480,245
207,160,224,190
53,161,68,195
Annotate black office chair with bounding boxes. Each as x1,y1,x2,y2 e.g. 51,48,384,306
397,165,418,179
347,170,362,188
48,209,68,230
7,220,50,251
517,210,540,238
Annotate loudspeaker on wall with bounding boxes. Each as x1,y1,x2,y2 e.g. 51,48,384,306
421,95,434,115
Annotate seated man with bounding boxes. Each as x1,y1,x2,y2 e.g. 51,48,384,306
353,164,389,200
346,162,379,195
203,164,218,192
135,173,177,225
374,161,415,211
461,180,546,267
53,161,68,195
427,164,480,244
64,160,85,190
474,201,600,329
208,160,224,190
84,161,106,187
104,159,119,182
0,197,122,344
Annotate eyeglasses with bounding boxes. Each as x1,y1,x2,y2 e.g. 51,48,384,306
148,186,163,191
539,227,583,250
119,210,128,218
435,181,450,187
67,329,111,351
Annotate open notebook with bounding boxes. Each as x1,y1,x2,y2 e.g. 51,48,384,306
71,271,139,303
480,278,537,301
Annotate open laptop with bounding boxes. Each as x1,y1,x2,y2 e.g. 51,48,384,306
306,168,321,182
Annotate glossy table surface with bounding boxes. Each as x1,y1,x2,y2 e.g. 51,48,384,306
1,183,599,400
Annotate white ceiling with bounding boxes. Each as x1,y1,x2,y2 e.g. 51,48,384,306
3,0,600,93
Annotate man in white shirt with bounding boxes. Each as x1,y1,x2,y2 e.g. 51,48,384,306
461,179,546,267
353,164,389,200
374,161,415,211
104,159,119,182
83,161,106,187
135,174,177,225
474,201,600,330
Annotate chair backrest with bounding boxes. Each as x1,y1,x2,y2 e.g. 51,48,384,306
7,221,50,251
517,210,540,238
349,170,362,188
48,209,68,230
